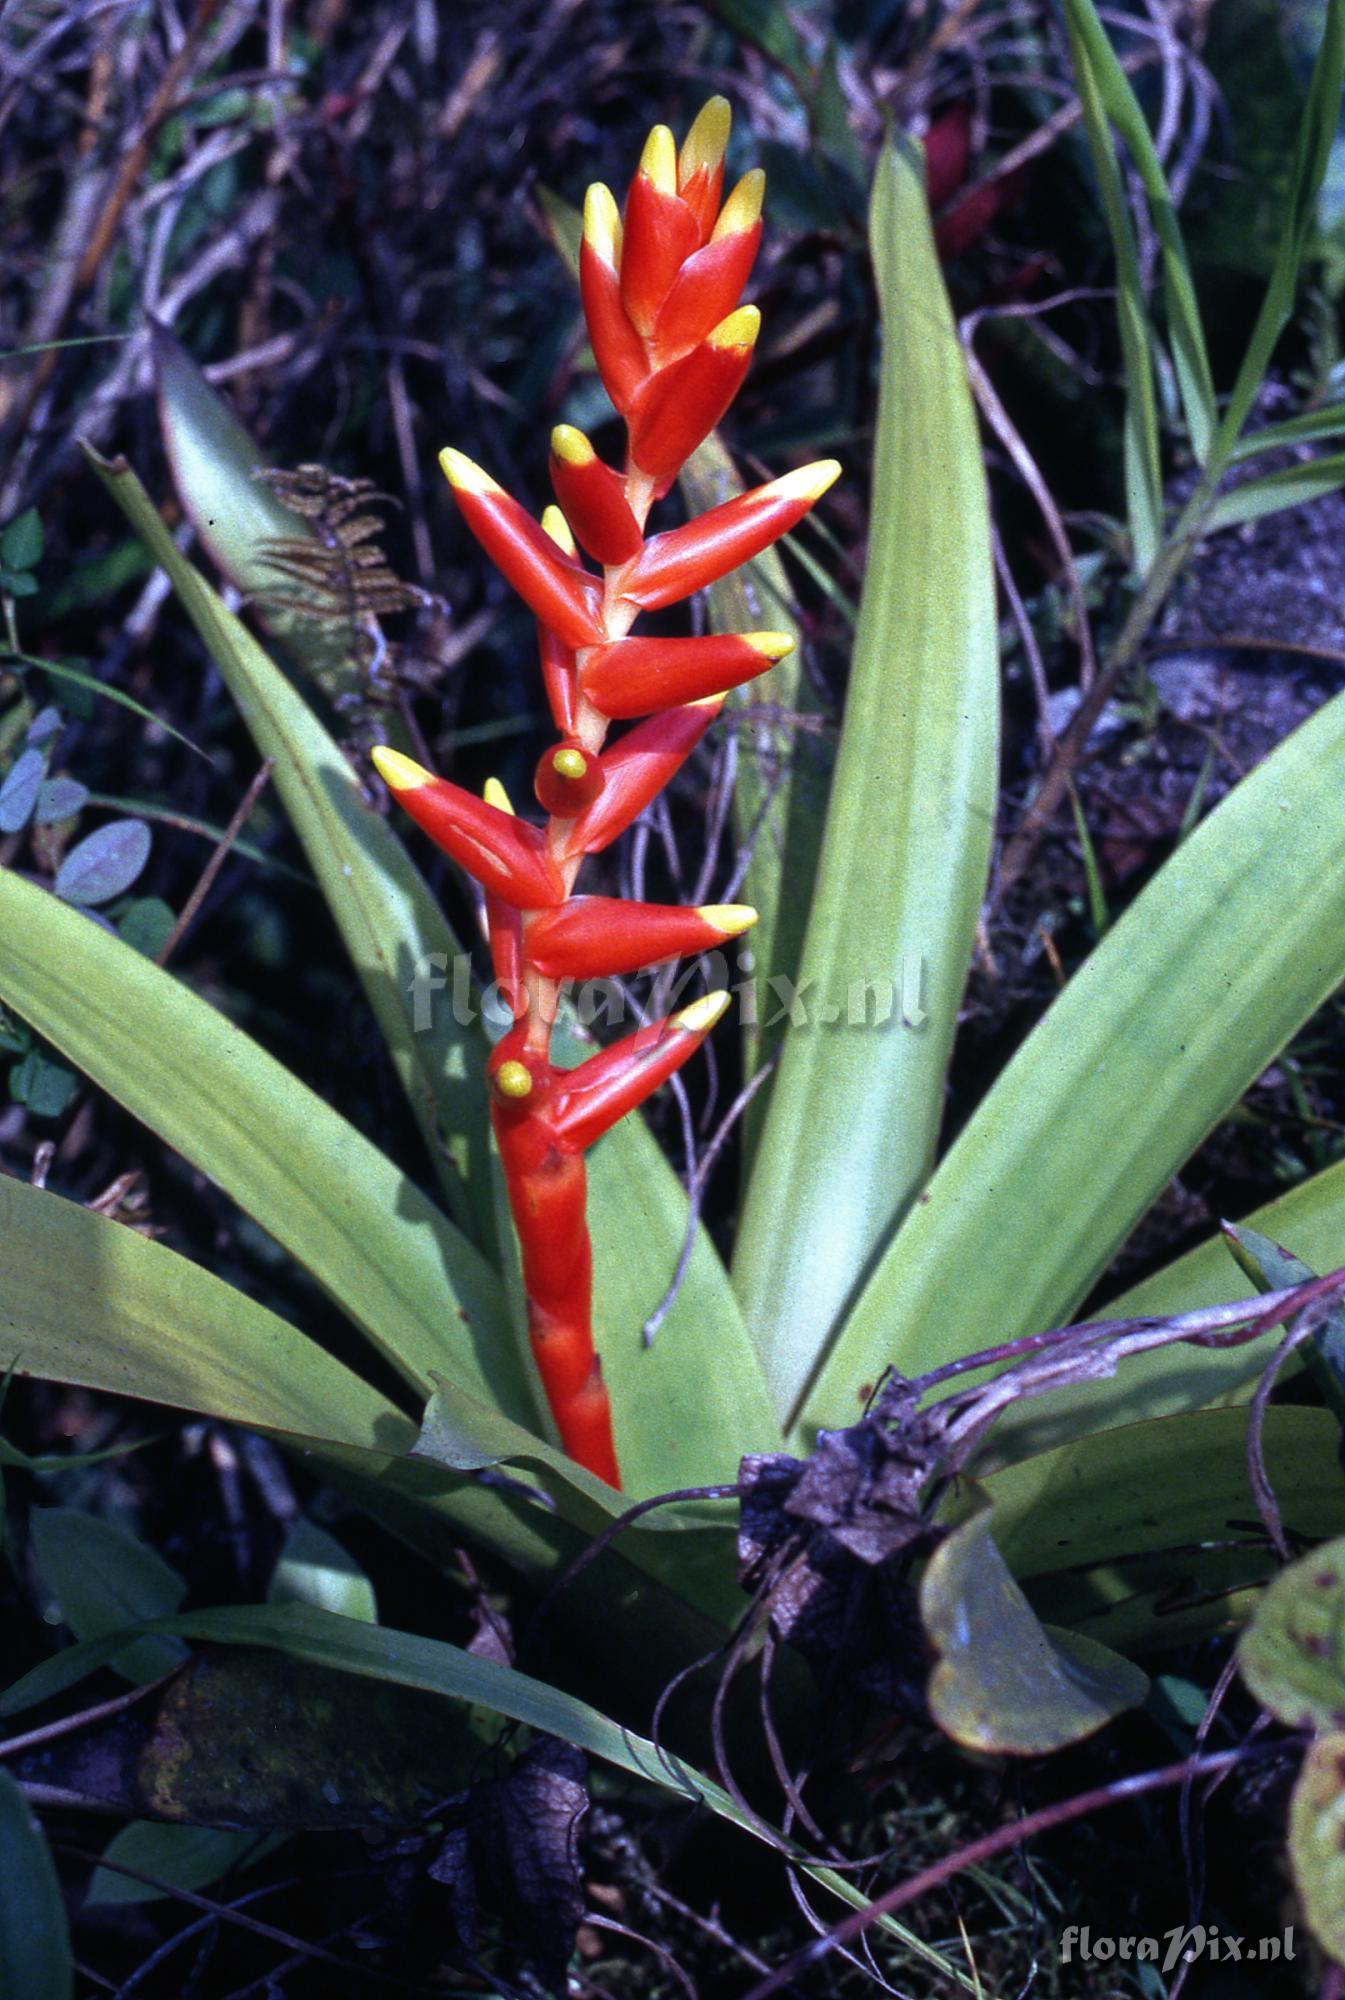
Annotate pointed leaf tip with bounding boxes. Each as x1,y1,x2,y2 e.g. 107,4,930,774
541,505,577,556
708,305,761,350
679,97,732,186
675,989,731,1034
639,124,677,195
550,424,595,467
582,183,622,266
372,745,432,793
698,904,758,937
712,169,765,240
438,447,499,496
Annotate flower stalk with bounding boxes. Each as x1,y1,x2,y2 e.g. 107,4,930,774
373,99,839,1487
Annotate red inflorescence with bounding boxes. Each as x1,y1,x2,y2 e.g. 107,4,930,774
372,98,839,1489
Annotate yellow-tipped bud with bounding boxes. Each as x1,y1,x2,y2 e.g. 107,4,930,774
541,504,577,556
711,168,765,241
483,776,514,815
769,459,842,505
678,96,731,189
552,746,588,781
582,183,622,268
372,744,432,793
746,632,795,661
674,989,731,1034
639,123,677,196
495,1060,534,1100
708,304,761,352
439,446,500,496
550,424,595,467
697,904,758,938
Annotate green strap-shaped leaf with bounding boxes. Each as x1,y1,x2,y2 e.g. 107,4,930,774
1,1602,972,1994
1060,0,1216,461
678,438,828,1107
0,1172,419,1449
88,444,496,1254
804,671,1345,1441
978,1406,1344,1582
150,325,366,701
0,1770,71,2000
0,870,518,1414
988,1158,1345,1460
733,138,999,1426
1062,4,1163,569
0,1167,747,1634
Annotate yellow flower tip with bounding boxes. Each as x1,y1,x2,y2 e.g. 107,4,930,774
639,123,678,196
674,989,731,1035
550,423,595,467
711,167,765,241
540,504,577,556
746,631,795,661
708,304,761,352
582,183,622,267
678,96,732,188
439,446,500,497
494,1059,534,1100
690,692,727,713
552,746,588,780
698,903,758,938
770,458,842,506
483,775,514,815
371,744,433,793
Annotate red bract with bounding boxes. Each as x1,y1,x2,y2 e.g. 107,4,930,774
373,99,841,1488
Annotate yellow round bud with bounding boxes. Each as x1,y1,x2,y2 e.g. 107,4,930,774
494,1060,534,1100
552,747,588,781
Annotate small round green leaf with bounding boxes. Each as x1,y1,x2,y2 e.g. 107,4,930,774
921,1512,1149,1754
30,1507,186,1685
8,1049,77,1119
1289,1730,1345,1967
268,1517,377,1624
115,896,175,958
53,819,151,905
0,1767,71,2000
86,1823,278,1908
0,506,44,573
1238,1534,1345,1729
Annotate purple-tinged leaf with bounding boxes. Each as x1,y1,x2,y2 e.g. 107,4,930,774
54,820,151,906
0,749,45,833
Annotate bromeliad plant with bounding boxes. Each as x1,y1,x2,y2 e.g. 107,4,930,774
10,2,1345,1967
369,101,836,1485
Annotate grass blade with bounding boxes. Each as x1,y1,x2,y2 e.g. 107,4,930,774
1229,399,1345,462
1215,0,1345,456
733,138,999,1425
1062,4,1163,568
1061,0,1216,460
1207,452,1345,528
